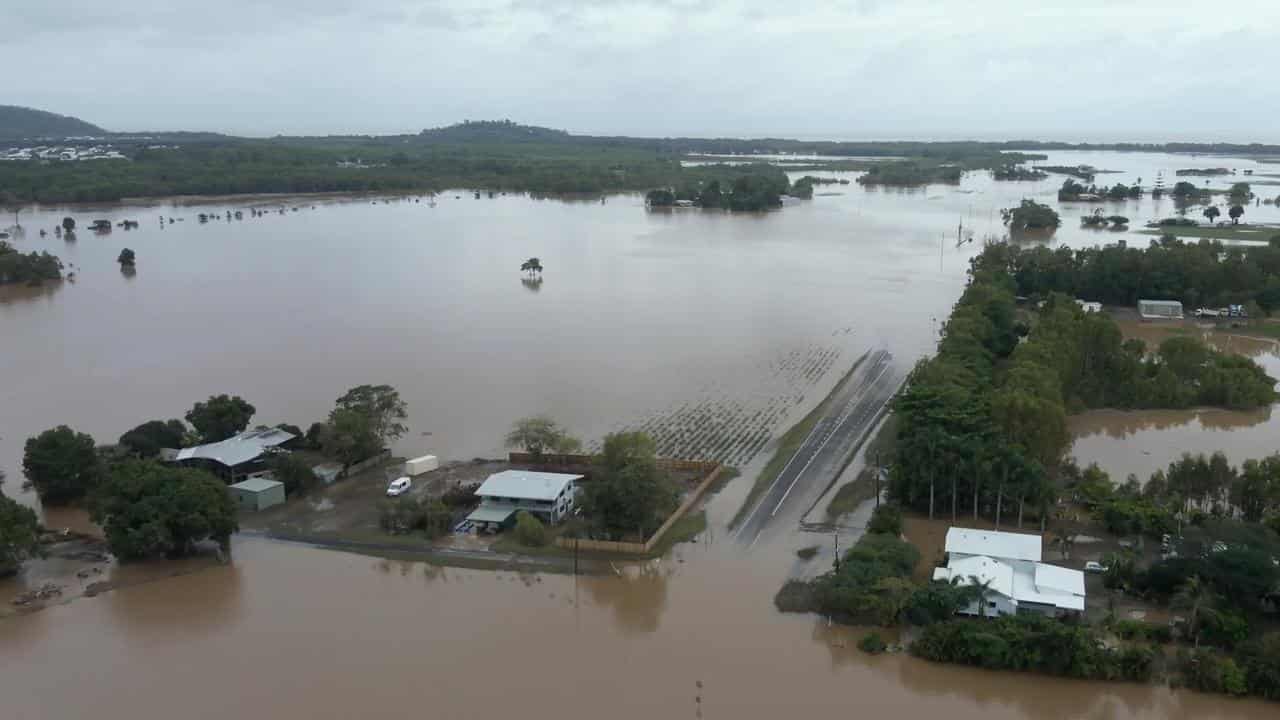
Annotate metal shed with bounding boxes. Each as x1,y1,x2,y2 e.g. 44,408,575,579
228,477,286,512
1138,299,1183,320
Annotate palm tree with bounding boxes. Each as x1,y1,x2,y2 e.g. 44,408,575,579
1172,575,1217,648
965,574,997,617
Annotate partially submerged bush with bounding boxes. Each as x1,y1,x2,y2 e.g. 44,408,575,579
858,632,888,654
513,511,547,547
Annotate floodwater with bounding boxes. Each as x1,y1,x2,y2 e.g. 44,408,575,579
3,536,1276,720
4,150,1280,717
1069,320,1280,482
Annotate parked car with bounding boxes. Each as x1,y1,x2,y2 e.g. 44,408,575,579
386,476,412,496
1084,561,1107,574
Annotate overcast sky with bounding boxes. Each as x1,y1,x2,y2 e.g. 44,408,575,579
5,1,1278,142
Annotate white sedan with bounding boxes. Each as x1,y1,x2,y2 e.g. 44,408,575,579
1084,561,1107,574
386,476,412,496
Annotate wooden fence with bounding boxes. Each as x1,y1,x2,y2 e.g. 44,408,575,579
341,450,392,479
552,461,723,556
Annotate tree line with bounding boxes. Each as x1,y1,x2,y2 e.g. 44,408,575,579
888,243,1276,525
0,240,62,285
1003,235,1280,313
645,166,792,211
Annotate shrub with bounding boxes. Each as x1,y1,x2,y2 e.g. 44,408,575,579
774,579,817,613
270,454,318,497
513,511,547,547
1113,619,1173,644
796,545,819,560
379,497,451,538
1179,649,1248,696
442,483,480,509
858,632,888,654
867,504,903,536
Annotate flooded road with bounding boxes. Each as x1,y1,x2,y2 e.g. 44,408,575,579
4,150,1280,717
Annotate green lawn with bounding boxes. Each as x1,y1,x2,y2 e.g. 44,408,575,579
1137,224,1280,242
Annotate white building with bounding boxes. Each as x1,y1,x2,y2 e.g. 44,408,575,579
465,470,583,531
1138,299,1184,320
932,528,1085,618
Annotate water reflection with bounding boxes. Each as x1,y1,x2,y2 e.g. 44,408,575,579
1071,406,1273,440
583,562,670,635
520,275,543,292
0,280,63,307
103,559,243,635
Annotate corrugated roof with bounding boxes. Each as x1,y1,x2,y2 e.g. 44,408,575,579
938,555,1086,613
945,527,1042,562
172,427,295,468
229,477,284,493
936,555,1014,598
466,503,519,524
1034,563,1086,596
476,470,582,502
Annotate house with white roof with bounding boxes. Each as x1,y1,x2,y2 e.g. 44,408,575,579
464,470,583,531
932,527,1085,618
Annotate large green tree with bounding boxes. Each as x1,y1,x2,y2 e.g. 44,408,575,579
118,419,188,458
89,460,237,561
185,394,256,443
0,470,42,577
333,384,408,448
580,431,677,540
504,415,581,459
22,425,102,505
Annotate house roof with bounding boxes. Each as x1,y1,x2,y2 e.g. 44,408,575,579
172,427,295,468
936,554,1086,612
475,470,582,502
229,477,284,493
934,555,1014,598
466,503,519,524
1034,562,1086,597
945,528,1043,562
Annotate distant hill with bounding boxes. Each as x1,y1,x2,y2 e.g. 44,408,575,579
418,120,571,143
0,106,106,140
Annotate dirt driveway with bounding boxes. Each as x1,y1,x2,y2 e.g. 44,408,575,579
239,459,509,542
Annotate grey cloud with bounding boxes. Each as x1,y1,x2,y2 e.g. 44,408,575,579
4,0,1278,141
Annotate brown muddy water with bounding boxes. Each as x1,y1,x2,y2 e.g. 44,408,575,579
4,150,1280,717
4,535,1276,720
1069,320,1280,481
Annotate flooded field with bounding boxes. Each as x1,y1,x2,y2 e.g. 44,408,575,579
1069,317,1280,481
4,149,1280,717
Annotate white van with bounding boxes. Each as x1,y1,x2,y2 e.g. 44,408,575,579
386,476,412,497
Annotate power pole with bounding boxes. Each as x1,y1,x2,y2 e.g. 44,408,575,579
874,451,881,507
833,530,840,571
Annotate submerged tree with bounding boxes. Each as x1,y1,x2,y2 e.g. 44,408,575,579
1229,204,1245,225
1203,206,1220,225
22,425,103,505
0,470,41,577
117,248,136,266
504,415,581,460
90,460,237,561
520,257,543,275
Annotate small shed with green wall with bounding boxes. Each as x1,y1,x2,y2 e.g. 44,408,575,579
228,477,286,511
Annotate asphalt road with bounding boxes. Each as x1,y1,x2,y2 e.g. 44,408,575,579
733,349,901,548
